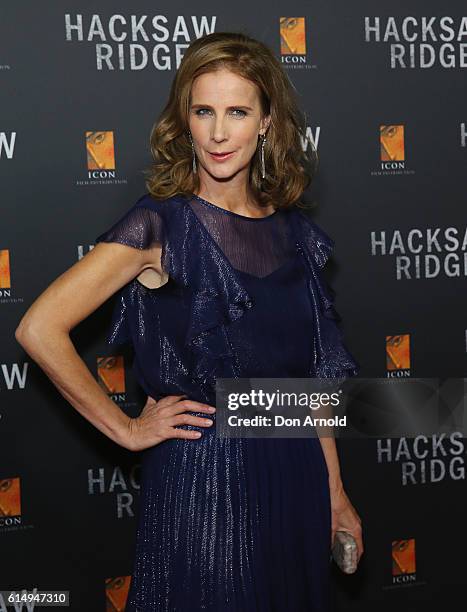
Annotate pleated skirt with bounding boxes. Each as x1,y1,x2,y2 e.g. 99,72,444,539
125,422,332,612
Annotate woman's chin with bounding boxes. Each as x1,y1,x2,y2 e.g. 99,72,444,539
204,165,240,181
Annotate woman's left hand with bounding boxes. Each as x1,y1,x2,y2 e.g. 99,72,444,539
330,482,364,562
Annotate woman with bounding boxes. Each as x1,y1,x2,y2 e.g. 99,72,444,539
16,32,363,611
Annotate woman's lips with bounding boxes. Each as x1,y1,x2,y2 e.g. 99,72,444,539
208,151,235,162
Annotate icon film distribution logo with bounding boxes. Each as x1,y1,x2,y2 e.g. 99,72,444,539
76,130,128,186
382,538,426,589
96,355,137,410
97,355,127,403
371,125,415,176
386,334,411,377
0,249,24,305
280,17,315,70
391,539,419,584
0,477,33,532
0,249,11,299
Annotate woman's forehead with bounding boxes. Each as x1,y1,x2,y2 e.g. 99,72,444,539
191,70,259,104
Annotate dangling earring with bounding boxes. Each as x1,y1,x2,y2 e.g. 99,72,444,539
187,131,197,174
260,133,267,179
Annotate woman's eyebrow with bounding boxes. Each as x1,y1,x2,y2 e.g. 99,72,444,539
190,103,254,111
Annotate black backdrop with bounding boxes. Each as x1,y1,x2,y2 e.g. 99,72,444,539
1,2,466,610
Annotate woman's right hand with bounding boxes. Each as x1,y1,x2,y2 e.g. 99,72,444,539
124,394,216,451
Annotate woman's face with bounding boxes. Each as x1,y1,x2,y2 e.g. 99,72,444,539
188,68,271,182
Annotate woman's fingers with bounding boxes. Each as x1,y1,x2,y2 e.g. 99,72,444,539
155,394,216,414
169,397,216,415
330,487,364,562
353,523,364,559
127,394,216,451
165,398,215,434
171,428,203,440
340,522,363,559
169,413,214,428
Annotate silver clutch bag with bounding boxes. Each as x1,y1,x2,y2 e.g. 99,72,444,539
331,530,359,574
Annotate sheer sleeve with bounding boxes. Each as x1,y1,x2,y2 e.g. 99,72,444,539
94,196,168,348
95,201,165,251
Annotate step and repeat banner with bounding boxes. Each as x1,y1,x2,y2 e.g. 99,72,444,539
1,2,466,611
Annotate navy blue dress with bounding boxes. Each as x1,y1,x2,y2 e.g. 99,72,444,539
95,192,359,612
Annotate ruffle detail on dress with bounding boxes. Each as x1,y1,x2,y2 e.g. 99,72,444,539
294,209,335,270
170,205,255,392
291,209,360,379
94,193,255,394
185,291,254,393
98,196,243,370
292,210,339,319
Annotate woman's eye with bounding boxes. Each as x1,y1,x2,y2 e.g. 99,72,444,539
194,109,246,118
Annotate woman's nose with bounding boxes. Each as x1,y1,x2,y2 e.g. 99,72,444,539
212,118,228,142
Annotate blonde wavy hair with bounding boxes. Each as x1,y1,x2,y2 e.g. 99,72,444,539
143,31,318,210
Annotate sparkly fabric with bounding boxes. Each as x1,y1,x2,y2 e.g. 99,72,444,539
95,192,359,611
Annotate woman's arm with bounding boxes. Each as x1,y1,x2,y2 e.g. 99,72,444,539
15,240,163,449
316,402,364,560
317,436,343,491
